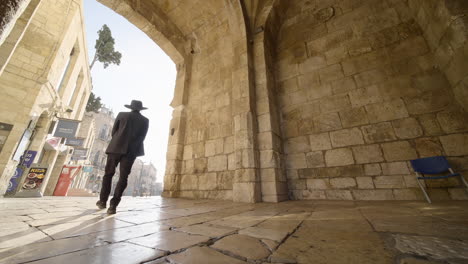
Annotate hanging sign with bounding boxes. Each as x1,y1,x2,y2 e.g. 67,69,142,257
71,148,88,160
82,166,93,173
65,138,84,147
22,166,48,190
22,150,37,168
53,119,79,138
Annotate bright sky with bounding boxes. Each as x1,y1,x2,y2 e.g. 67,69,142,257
83,0,176,182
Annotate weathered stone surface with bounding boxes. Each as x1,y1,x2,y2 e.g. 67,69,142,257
307,178,330,190
380,162,409,175
352,190,394,200
207,155,227,172
325,190,353,200
392,118,423,139
414,137,443,157
356,177,375,189
330,177,356,189
330,127,364,147
176,224,236,238
381,141,418,161
339,107,369,128
284,136,310,154
374,176,405,189
314,112,342,132
305,151,325,168
211,234,270,260
439,133,468,156
286,153,307,169
309,132,332,151
325,148,354,167
361,122,397,143
129,231,209,252
238,226,289,242
365,99,409,123
352,144,384,164
168,247,247,264
364,164,381,175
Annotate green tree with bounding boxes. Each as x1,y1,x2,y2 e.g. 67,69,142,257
86,92,102,113
90,24,122,69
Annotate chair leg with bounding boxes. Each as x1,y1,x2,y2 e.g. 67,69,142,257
449,169,468,191
416,175,431,204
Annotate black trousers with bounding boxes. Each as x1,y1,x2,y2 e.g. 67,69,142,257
99,153,136,207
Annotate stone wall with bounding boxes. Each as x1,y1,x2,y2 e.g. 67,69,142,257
275,0,468,201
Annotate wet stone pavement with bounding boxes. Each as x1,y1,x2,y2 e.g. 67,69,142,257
0,197,467,264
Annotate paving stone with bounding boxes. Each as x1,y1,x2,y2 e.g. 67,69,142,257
238,226,289,242
129,230,209,252
26,242,165,264
38,218,134,239
176,224,236,238
394,234,468,260
0,227,51,249
211,234,270,260
167,246,247,264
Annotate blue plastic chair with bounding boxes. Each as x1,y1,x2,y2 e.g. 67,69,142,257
410,156,468,203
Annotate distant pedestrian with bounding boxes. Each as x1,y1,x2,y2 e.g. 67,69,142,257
96,100,149,214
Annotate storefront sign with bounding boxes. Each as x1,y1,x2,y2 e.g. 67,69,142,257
53,119,79,139
22,150,37,168
6,167,23,193
82,166,93,173
65,137,84,147
71,148,88,160
22,166,48,190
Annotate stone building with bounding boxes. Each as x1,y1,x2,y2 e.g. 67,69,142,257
1,0,467,202
0,0,92,195
123,160,157,197
86,106,116,192
69,112,96,191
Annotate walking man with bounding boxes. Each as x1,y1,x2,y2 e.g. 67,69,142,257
96,100,149,214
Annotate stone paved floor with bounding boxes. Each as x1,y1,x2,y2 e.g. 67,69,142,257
0,197,467,264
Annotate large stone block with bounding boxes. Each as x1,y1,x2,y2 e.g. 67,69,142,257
348,85,382,108
205,139,224,157
330,127,364,147
374,176,405,189
284,136,310,154
365,99,409,123
198,173,218,191
414,137,443,157
339,107,369,128
309,132,332,151
306,151,325,168
286,153,307,169
306,178,330,190
364,164,382,175
330,177,356,189
361,122,397,143
233,182,261,203
356,177,375,189
352,144,384,164
437,111,468,133
331,77,356,94
319,64,344,83
325,190,353,200
289,179,306,190
180,175,198,191
381,141,418,161
417,114,443,136
217,171,234,190
314,112,342,132
306,83,333,100
319,94,351,113
352,189,394,200
393,189,425,200
207,155,227,172
325,148,354,167
439,133,468,156
380,162,409,175
392,118,423,139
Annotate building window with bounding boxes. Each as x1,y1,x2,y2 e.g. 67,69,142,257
67,70,83,106
56,48,75,92
99,125,108,140
93,151,100,165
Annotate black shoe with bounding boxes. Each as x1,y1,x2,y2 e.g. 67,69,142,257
107,206,116,214
96,201,106,210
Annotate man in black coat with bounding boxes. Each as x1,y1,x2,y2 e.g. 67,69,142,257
96,100,149,214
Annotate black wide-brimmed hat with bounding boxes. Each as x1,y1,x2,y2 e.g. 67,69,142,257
125,100,148,110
